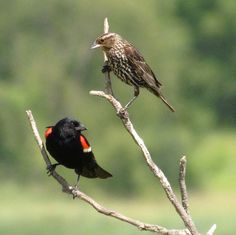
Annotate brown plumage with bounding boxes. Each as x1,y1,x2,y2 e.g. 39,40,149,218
91,32,175,112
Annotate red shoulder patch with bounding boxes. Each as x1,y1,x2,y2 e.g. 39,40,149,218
80,135,90,149
44,127,53,139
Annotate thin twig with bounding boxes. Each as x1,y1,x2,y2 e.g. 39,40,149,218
207,224,217,235
26,109,190,235
89,91,199,235
103,17,113,95
89,17,204,235
179,156,189,214
103,17,109,60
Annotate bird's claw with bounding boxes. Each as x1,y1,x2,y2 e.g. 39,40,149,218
72,185,79,199
102,64,112,73
117,107,128,119
46,164,59,176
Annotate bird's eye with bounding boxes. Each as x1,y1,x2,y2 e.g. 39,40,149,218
100,38,104,43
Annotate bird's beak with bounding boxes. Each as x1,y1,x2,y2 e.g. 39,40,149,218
91,41,101,49
75,124,87,132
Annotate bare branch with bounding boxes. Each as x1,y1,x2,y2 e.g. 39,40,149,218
73,190,190,235
26,110,51,168
26,109,190,235
102,17,113,95
103,17,109,49
89,91,199,235
179,156,189,214
88,17,211,235
207,224,217,235
26,17,216,235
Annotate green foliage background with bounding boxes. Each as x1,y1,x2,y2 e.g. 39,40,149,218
0,0,235,234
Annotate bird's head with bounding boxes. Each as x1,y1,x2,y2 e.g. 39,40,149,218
91,33,121,50
45,118,87,139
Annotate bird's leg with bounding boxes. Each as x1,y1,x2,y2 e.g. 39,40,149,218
117,87,139,118
102,61,114,96
124,96,137,110
74,169,81,189
102,61,112,73
72,175,80,199
75,175,80,189
46,163,60,176
71,169,81,199
124,86,140,110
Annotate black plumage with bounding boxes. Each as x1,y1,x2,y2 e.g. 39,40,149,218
45,118,112,183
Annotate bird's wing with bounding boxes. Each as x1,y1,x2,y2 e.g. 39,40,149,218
124,44,162,88
79,134,92,153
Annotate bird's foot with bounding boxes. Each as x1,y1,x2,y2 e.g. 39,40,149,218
71,174,80,199
72,184,80,199
46,163,59,176
123,95,137,110
117,107,129,119
102,64,112,73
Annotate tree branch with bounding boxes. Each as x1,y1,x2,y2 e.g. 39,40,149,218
179,156,189,214
26,109,190,235
89,91,199,235
207,224,217,235
26,17,216,235
88,17,216,235
103,17,113,95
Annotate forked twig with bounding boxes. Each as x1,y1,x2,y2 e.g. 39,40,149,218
88,17,216,235
26,17,216,235
89,90,198,235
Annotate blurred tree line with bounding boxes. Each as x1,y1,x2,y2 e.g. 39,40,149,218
0,0,235,196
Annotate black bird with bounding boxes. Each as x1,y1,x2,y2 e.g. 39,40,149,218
45,118,112,184
91,32,175,112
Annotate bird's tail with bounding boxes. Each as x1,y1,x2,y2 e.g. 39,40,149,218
148,87,175,112
159,94,175,112
150,88,175,112
79,164,112,179
95,164,112,179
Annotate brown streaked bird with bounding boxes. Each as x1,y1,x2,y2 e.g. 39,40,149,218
91,32,175,112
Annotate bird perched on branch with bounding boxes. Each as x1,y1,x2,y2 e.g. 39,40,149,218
45,118,112,185
91,32,175,112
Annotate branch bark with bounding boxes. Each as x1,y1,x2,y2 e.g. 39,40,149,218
26,109,190,235
103,17,113,95
89,91,198,235
207,224,217,235
87,17,216,235
179,156,189,214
